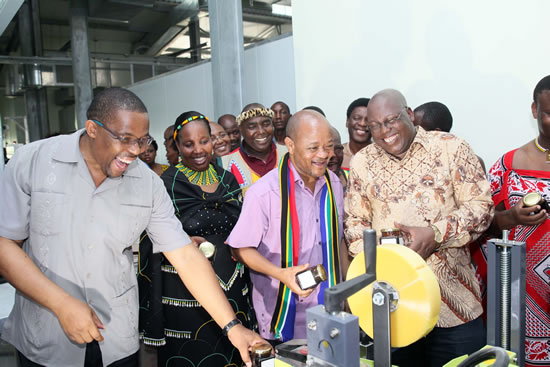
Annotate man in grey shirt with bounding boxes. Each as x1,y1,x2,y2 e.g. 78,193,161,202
0,88,263,367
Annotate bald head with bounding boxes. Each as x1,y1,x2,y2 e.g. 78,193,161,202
369,89,408,113
218,114,236,127
286,110,331,140
330,126,341,143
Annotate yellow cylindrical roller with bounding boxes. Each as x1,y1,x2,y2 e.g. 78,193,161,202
347,244,441,348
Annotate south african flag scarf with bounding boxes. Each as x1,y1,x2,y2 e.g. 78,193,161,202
270,153,341,341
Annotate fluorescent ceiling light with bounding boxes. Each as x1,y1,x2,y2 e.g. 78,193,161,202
272,4,292,17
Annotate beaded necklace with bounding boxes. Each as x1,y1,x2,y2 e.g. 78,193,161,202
534,137,550,163
176,163,219,185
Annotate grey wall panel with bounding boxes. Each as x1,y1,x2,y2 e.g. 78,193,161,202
129,35,296,165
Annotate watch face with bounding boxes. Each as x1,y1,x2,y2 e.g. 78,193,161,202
431,225,443,245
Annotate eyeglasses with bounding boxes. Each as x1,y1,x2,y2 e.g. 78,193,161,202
211,131,229,142
92,119,152,148
367,109,406,132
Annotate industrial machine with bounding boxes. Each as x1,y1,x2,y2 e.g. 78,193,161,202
267,229,520,367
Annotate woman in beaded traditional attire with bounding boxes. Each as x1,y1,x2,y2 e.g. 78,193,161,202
138,111,252,367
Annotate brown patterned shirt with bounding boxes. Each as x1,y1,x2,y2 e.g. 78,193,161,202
344,127,494,327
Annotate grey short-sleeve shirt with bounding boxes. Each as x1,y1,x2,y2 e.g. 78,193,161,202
0,130,190,366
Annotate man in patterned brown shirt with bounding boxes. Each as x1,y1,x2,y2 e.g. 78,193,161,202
344,89,494,367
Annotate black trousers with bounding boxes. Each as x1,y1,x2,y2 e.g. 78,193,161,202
18,341,138,367
391,316,486,367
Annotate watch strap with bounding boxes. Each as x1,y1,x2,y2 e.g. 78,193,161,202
222,318,242,336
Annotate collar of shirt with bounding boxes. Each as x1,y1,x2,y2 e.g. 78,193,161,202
51,129,141,178
239,141,278,176
239,141,277,161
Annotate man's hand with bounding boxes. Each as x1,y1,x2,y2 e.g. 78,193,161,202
54,294,104,344
227,324,266,367
510,199,547,226
279,263,315,298
395,222,437,260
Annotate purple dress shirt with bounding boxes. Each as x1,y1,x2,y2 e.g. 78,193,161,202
227,161,344,340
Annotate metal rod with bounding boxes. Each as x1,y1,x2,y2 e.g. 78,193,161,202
323,229,377,314
0,55,188,67
500,246,510,350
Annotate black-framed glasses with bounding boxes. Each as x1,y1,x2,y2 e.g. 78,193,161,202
92,119,152,148
367,108,406,132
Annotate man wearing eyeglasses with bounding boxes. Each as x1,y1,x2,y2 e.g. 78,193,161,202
344,89,494,367
0,87,264,367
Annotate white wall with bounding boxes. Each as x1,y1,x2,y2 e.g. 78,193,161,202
292,0,550,168
129,34,296,164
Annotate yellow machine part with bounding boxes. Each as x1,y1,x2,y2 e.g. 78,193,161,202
347,244,441,348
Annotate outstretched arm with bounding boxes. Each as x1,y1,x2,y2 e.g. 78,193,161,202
163,242,265,366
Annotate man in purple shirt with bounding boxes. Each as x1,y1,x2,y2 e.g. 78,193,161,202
228,110,345,344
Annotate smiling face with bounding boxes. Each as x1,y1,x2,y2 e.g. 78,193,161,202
240,115,274,156
285,111,334,184
175,120,213,171
367,92,416,159
210,122,231,157
346,106,371,144
86,109,150,178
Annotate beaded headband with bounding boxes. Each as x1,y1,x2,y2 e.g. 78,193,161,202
173,115,210,140
236,107,274,125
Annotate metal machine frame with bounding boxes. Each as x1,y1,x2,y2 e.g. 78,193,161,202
304,229,397,367
486,230,526,366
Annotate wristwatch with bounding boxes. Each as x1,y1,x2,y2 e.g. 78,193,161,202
222,318,242,336
430,224,443,250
